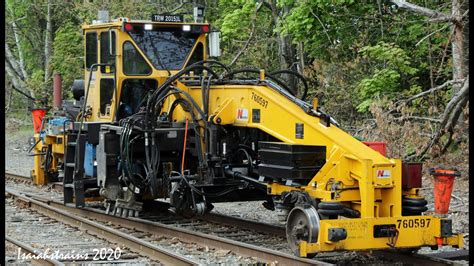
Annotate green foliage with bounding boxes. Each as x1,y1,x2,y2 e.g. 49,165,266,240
280,1,376,60
356,42,419,112
218,0,256,43
51,22,83,99
5,0,461,133
211,0,280,69
359,42,417,75
27,69,46,99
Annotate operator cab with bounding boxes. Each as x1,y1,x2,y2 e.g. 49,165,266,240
80,14,215,122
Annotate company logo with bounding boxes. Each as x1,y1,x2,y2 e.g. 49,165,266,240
376,170,391,178
237,108,248,120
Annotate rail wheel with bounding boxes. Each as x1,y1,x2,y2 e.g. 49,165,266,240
286,205,320,258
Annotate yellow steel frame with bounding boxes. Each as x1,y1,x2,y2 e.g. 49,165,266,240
31,133,65,185
32,18,208,183
168,83,463,253
300,216,463,256
31,17,463,254
81,19,208,123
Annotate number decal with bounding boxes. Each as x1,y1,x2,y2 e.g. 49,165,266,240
251,92,268,109
396,218,431,229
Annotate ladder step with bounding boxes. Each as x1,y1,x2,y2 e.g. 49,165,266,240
65,163,75,168
68,142,77,146
64,184,74,188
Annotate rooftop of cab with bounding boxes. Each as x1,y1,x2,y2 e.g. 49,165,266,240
82,17,210,30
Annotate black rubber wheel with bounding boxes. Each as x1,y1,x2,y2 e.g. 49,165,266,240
318,201,344,210
402,197,428,207
402,205,428,213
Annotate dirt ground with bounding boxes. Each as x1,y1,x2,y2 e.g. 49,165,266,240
5,116,469,253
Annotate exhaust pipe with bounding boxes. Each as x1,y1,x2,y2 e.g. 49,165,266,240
53,72,62,109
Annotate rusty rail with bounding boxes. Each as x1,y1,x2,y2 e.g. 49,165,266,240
6,236,65,266
8,188,331,266
6,173,468,265
6,188,198,265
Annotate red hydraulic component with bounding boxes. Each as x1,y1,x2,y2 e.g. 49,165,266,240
430,168,460,214
53,72,62,109
401,162,422,189
31,108,47,133
362,141,387,156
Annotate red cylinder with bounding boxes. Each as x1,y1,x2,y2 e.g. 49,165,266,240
53,72,62,108
31,108,47,133
430,168,460,214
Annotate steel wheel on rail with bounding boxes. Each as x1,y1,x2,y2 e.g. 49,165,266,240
286,205,320,258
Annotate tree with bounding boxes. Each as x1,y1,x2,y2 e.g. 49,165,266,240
390,0,469,160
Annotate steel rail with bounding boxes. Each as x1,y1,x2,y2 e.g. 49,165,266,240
8,188,331,266
6,188,198,266
371,250,468,266
202,212,286,237
149,199,287,237
5,236,65,266
6,173,468,265
6,172,63,191
5,172,33,184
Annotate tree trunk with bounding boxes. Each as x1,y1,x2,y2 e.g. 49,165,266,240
451,0,465,92
44,0,53,88
267,0,298,90
390,0,467,91
5,42,35,99
7,3,28,81
5,79,13,113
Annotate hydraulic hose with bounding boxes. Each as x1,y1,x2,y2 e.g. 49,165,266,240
222,68,295,96
224,167,267,190
188,60,231,77
270,69,310,101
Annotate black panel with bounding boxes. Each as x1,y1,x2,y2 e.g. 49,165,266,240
257,142,325,180
440,219,453,237
252,109,260,123
295,123,304,139
85,123,104,145
373,224,397,238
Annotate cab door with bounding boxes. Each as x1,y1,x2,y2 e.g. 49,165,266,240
84,31,98,120
97,30,117,121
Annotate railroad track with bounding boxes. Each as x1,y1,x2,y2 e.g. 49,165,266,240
6,172,63,191
5,172,33,184
6,236,65,266
6,173,469,265
6,187,328,265
6,189,198,265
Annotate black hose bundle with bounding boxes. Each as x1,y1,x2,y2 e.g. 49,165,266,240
124,59,314,199
222,68,295,96
118,111,155,193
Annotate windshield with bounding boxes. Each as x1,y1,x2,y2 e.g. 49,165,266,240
128,28,199,70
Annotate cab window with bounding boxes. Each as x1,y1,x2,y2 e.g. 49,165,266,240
123,41,152,75
100,79,115,115
85,32,97,70
186,42,204,67
117,79,157,120
100,31,116,73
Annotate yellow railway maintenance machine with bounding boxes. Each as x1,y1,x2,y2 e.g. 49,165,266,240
32,10,463,257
